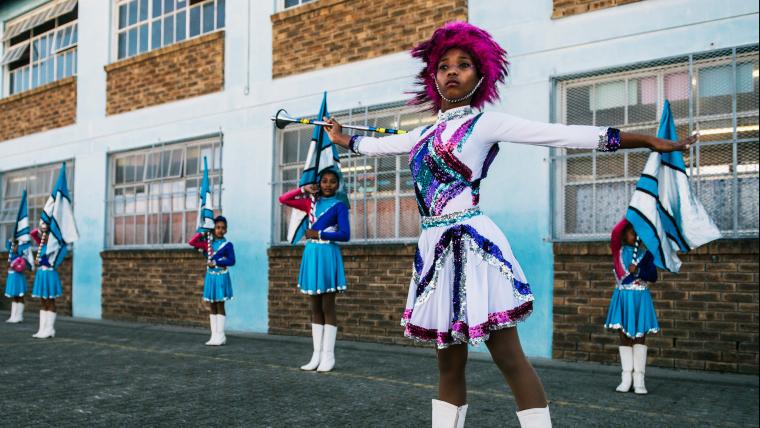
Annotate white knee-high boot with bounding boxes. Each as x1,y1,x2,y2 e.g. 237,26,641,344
616,346,633,392
301,323,324,370
15,303,24,323
6,302,16,323
32,310,46,338
516,406,552,428
205,314,217,345
633,344,648,394
431,399,467,428
214,315,226,345
38,311,56,338
316,324,337,372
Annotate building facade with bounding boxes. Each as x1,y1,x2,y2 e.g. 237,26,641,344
1,0,757,373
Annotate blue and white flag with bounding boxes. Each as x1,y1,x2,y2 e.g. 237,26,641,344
14,190,34,267
287,92,347,244
40,163,79,267
625,100,721,272
196,156,215,233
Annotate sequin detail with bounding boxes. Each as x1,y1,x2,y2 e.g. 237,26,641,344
401,301,534,348
597,127,621,152
421,207,482,229
437,106,474,123
604,323,660,338
616,280,649,291
409,115,485,216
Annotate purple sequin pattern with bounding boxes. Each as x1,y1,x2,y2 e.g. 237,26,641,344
598,127,621,152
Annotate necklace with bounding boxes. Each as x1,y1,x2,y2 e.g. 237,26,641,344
434,76,484,104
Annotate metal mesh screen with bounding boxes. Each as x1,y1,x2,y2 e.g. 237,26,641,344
0,161,75,243
552,45,759,240
273,103,436,244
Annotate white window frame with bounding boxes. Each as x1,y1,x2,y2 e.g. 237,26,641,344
112,0,225,62
106,136,223,249
4,17,78,96
552,47,759,240
279,0,316,11
0,161,76,245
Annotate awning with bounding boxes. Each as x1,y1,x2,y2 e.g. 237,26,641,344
3,0,77,42
0,41,29,65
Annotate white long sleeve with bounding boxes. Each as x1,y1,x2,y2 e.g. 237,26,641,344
479,112,607,150
355,126,430,156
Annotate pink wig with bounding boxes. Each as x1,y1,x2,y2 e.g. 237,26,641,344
409,21,508,112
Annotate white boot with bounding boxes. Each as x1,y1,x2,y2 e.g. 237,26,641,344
15,303,24,323
516,406,552,428
431,399,468,428
213,315,226,346
205,314,217,345
38,311,56,338
616,346,633,392
633,344,648,394
32,310,46,338
301,323,324,371
6,302,15,322
316,324,337,372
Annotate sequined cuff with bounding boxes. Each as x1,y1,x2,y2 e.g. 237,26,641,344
348,135,364,154
597,127,621,152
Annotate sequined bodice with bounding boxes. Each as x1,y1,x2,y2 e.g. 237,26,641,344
409,108,498,217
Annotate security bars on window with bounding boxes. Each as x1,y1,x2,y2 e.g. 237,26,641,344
552,45,759,240
0,162,75,244
106,138,222,248
273,103,436,245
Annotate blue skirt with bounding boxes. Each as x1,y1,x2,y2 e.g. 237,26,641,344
203,271,233,302
32,269,63,299
4,271,28,298
605,287,660,338
298,242,347,295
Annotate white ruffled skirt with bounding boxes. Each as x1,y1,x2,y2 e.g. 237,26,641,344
401,213,534,348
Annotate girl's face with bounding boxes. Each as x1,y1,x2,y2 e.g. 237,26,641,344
213,221,227,239
435,48,479,107
623,227,637,246
39,222,49,233
320,173,339,197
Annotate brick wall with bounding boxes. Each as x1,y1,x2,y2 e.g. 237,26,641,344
0,253,74,316
101,249,209,326
268,244,418,345
0,77,77,142
104,31,224,116
552,0,643,18
271,0,467,78
553,239,759,374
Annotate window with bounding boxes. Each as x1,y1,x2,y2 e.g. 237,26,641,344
106,137,222,248
281,0,315,10
114,0,225,61
552,45,759,240
2,0,77,96
273,104,436,244
0,161,75,244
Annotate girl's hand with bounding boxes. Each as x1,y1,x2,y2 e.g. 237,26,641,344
305,229,320,239
323,117,351,148
628,264,637,274
207,260,217,268
302,184,319,194
652,133,698,153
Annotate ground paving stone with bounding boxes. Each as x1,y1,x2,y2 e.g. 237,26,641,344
1,314,757,427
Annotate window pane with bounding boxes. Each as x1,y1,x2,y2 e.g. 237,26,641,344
128,0,138,26
151,21,162,49
119,4,128,28
594,80,625,125
217,0,225,28
628,77,656,124
139,0,149,21
664,71,689,119
176,11,186,42
698,65,733,116
163,15,174,45
152,0,162,17
128,28,138,57
202,2,214,33
139,23,149,53
118,32,127,58
164,0,174,13
566,85,592,125
189,6,201,37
